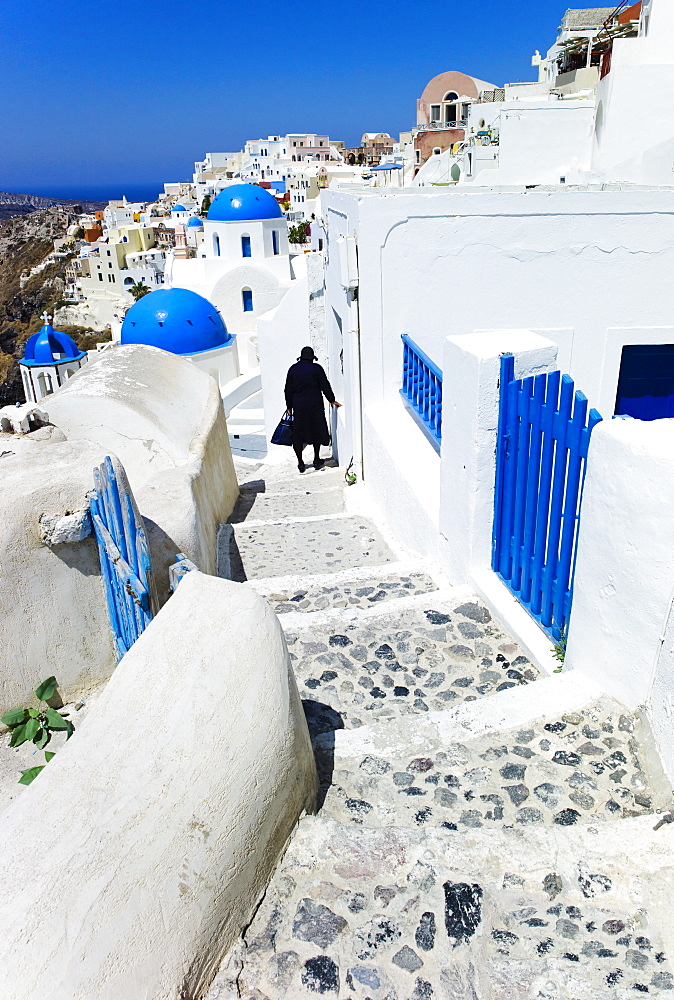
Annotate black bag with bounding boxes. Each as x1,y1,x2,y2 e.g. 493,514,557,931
271,410,293,446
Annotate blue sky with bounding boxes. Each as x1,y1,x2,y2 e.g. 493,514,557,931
0,0,566,196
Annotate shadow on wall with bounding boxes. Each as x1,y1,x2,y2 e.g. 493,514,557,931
50,536,101,577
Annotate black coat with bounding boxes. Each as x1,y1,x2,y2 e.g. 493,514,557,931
284,360,336,447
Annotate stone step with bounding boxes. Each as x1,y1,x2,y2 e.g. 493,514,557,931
230,813,674,1000
248,564,438,615
217,515,395,582
283,594,540,738
315,691,670,834
239,461,345,496
230,486,346,523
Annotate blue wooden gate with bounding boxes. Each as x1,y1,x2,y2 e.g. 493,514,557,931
492,355,602,640
89,456,154,660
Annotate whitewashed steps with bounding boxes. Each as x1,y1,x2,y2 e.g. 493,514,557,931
218,515,395,581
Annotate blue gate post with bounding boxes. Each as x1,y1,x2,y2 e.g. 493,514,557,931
492,355,602,641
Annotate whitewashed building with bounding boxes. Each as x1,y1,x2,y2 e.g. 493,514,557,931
166,183,299,376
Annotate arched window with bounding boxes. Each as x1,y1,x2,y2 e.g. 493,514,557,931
241,234,251,257
36,372,53,398
242,287,253,312
124,276,134,285
443,91,459,101
213,233,220,257
272,230,279,255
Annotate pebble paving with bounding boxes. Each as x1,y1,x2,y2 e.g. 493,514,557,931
264,572,437,615
285,601,538,734
227,516,395,580
230,487,346,524
208,455,674,1000
316,699,670,833
234,818,674,1000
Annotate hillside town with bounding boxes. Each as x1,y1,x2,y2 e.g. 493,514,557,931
3,3,674,999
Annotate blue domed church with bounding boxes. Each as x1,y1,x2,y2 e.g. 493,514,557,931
120,288,239,391
19,313,88,403
166,183,297,377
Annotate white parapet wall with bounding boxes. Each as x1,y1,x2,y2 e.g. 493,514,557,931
0,572,317,1000
45,345,240,602
566,417,674,780
0,438,115,713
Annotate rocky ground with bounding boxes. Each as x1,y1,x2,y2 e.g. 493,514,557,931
205,451,674,1000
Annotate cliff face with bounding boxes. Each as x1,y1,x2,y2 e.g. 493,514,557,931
0,191,105,222
0,209,103,406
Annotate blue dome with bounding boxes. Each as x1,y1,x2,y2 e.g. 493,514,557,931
120,288,232,357
207,184,282,222
21,323,86,367
172,204,187,212
187,216,203,228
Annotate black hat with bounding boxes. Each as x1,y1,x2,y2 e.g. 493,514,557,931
299,346,317,361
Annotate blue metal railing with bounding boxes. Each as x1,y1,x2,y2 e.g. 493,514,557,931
401,334,443,448
492,355,602,641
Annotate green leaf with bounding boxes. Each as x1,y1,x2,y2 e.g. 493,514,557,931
35,728,50,749
44,709,69,730
65,720,74,740
24,718,40,743
35,677,58,702
44,752,55,762
27,708,39,718
1,709,28,727
9,723,30,748
18,766,45,786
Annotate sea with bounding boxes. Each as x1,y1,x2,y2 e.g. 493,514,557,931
25,184,165,205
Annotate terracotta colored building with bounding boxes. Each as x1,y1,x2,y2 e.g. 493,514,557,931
414,70,497,170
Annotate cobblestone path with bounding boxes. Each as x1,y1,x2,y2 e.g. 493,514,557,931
209,456,674,1000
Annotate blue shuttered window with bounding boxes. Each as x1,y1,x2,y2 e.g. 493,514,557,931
400,334,442,450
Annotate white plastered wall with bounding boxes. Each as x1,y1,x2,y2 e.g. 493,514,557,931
0,572,317,1000
566,417,674,783
592,0,674,184
0,439,115,712
45,346,240,601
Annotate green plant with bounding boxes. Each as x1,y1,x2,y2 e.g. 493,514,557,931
288,220,311,244
128,281,151,301
2,677,73,784
20,753,55,786
552,627,567,672
72,226,85,240
201,195,211,215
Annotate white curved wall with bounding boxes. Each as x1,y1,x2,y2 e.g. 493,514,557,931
0,439,115,713
0,572,317,1000
209,264,284,333
45,345,240,599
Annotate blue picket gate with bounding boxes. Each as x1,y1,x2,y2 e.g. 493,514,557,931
89,456,154,660
492,355,602,640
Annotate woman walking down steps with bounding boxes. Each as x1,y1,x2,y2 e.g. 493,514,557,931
285,346,341,473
